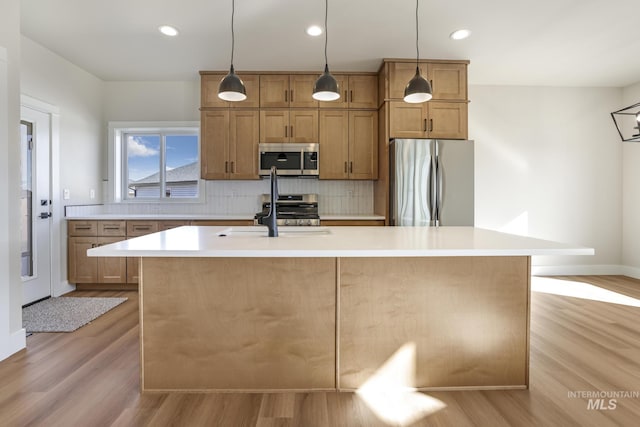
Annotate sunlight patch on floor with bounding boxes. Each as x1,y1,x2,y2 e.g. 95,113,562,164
355,342,447,426
531,276,640,307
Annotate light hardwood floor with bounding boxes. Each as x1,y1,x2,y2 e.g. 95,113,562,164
0,276,639,426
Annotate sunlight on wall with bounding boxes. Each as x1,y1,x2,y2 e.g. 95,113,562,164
499,211,529,236
355,342,447,426
531,277,640,307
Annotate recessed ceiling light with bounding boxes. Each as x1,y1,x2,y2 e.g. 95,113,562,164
306,25,323,37
450,29,471,40
159,25,179,37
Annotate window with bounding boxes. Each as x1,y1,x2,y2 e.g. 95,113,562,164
109,122,201,202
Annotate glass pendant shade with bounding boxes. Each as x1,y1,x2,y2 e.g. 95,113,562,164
404,67,432,103
313,64,340,101
218,65,246,101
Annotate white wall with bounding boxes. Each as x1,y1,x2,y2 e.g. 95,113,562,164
0,0,26,361
470,85,623,273
621,81,640,276
20,37,104,294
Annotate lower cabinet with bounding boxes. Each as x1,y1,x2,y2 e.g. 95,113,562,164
68,220,253,288
320,220,385,226
67,221,127,285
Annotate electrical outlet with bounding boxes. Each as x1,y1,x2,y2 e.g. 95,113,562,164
63,189,70,200
90,189,95,199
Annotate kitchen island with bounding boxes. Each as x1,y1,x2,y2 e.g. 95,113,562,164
88,226,593,392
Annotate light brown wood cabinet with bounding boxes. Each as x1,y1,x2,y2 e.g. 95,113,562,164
68,220,127,285
201,110,260,179
260,109,318,143
320,220,385,226
387,61,467,101
200,73,260,108
260,75,318,108
319,110,378,180
389,100,468,140
319,74,378,109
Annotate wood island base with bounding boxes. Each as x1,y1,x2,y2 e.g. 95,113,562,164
139,256,530,392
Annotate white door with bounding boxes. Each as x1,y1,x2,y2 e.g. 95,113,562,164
21,106,52,305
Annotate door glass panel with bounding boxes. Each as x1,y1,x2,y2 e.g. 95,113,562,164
20,121,34,278
126,134,161,198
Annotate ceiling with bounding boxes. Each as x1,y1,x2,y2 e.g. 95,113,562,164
20,0,640,87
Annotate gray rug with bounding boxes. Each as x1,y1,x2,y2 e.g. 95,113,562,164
23,297,128,333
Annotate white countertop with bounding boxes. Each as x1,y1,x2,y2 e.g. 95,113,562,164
65,214,385,221
87,226,594,258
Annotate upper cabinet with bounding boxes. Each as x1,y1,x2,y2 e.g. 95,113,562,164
200,72,260,108
386,61,467,101
260,75,318,108
319,74,378,109
201,110,260,180
381,59,469,140
260,110,318,143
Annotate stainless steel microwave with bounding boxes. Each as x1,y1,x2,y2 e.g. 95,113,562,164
259,143,319,176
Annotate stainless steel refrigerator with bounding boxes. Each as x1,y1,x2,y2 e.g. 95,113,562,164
390,139,474,226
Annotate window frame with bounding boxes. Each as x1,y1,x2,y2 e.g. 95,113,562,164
108,121,203,203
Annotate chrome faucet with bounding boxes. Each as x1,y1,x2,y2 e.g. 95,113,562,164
258,166,279,237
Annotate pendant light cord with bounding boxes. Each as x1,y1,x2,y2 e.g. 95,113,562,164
230,0,236,66
415,0,420,67
324,0,329,66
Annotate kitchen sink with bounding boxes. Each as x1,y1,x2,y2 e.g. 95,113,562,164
216,226,331,238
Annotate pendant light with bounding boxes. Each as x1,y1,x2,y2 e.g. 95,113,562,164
312,0,340,101
403,0,432,103
218,0,246,102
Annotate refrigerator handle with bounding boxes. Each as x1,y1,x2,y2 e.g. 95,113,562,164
436,157,443,226
428,155,437,225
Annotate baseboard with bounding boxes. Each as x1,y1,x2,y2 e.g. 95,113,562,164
620,266,640,280
54,280,76,297
531,264,625,276
0,328,26,362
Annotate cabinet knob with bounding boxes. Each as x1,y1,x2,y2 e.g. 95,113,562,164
430,118,433,132
350,90,353,103
344,162,348,173
423,118,427,132
290,90,294,102
284,90,288,102
231,161,235,173
290,125,293,138
349,162,353,173
285,126,288,137
225,161,229,173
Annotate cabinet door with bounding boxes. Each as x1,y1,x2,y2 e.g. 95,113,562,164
427,102,468,140
427,63,467,100
349,110,378,179
260,110,289,142
319,74,348,109
388,62,426,100
126,255,140,284
230,110,260,179
200,74,228,108
231,74,260,108
290,110,318,143
68,237,97,284
157,220,189,231
260,75,289,108
201,110,230,179
389,101,428,139
97,237,127,283
202,73,260,108
319,111,349,179
289,75,318,108
348,75,378,109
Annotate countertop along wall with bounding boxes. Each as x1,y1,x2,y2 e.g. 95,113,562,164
470,84,623,274
621,81,640,276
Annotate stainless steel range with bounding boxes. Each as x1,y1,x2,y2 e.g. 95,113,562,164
254,194,320,226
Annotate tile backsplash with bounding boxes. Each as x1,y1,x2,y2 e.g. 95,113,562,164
66,179,374,216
